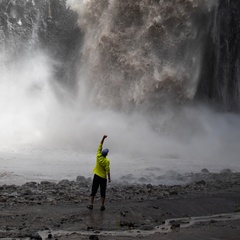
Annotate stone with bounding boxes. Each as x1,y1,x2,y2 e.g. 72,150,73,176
76,175,86,182
119,221,135,228
234,205,240,212
195,180,207,185
201,168,209,173
147,184,153,189
89,235,99,240
139,225,154,230
170,220,181,229
220,169,232,174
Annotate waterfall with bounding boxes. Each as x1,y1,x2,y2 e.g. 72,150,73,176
0,0,240,183
69,0,219,110
3,0,239,111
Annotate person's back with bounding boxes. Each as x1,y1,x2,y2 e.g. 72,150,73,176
88,135,111,210
94,142,110,179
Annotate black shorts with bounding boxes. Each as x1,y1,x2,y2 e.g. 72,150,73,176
90,174,107,198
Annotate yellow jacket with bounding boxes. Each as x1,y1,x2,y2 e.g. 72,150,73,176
93,143,110,179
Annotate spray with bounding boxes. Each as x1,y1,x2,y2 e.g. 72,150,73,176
0,0,240,185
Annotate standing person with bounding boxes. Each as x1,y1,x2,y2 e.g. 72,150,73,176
87,135,111,210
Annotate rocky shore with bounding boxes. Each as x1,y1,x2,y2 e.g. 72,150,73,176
0,169,240,239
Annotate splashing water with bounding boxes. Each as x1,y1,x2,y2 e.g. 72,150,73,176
69,0,216,109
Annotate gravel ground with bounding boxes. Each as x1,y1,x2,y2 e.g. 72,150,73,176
0,170,240,239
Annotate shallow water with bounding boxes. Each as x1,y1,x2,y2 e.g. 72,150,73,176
38,212,240,238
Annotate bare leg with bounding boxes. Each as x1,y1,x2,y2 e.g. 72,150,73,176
101,197,105,206
90,195,94,205
87,195,94,209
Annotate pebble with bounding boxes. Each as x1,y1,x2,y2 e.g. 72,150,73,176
0,172,240,208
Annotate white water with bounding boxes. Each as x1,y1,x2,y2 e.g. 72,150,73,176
0,0,240,185
0,50,240,185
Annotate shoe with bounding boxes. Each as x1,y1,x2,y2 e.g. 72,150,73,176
87,204,93,210
100,206,105,211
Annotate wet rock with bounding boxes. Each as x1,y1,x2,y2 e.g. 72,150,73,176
170,220,181,229
147,184,153,189
58,179,70,186
40,181,54,185
120,174,134,181
201,168,209,173
76,175,91,187
234,205,240,212
8,230,43,239
23,182,38,187
220,169,232,174
48,233,53,238
162,191,170,197
120,211,128,217
139,225,155,230
22,189,33,196
0,196,8,202
29,232,42,239
195,180,207,185
76,175,86,182
89,235,99,240
87,225,94,231
138,177,147,183
169,190,178,195
209,219,217,224
119,221,135,228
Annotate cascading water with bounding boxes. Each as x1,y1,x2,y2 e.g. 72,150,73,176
0,0,240,185
71,0,212,110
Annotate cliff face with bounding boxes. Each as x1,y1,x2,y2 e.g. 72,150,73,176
1,0,239,112
197,1,240,111
0,0,82,87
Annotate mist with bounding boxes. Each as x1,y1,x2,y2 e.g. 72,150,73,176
0,0,240,185
1,49,240,184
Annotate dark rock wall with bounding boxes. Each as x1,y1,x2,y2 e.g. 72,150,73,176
196,0,240,111
0,0,82,88
1,0,240,111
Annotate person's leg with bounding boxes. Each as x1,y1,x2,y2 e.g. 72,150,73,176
88,175,99,209
101,196,105,207
89,195,94,205
100,177,107,210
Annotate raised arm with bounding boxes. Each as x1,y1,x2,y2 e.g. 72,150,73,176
101,135,111,182
100,135,108,145
97,135,107,156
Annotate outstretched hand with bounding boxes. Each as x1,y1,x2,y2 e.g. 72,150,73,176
101,135,108,144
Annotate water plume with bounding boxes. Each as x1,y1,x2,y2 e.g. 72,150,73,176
68,0,217,110
0,0,240,185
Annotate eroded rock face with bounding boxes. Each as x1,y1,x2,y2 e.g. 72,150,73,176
1,1,239,112
0,0,82,87
197,1,240,111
